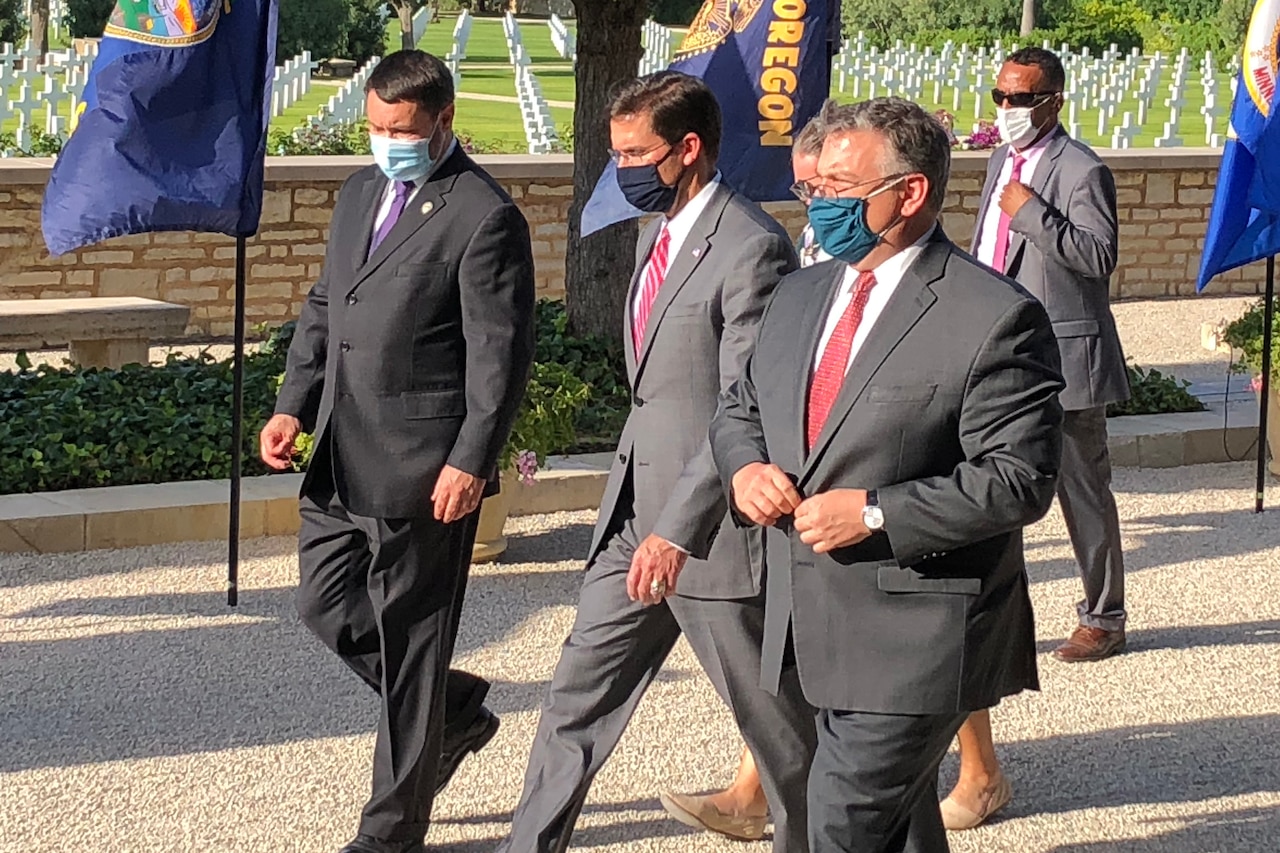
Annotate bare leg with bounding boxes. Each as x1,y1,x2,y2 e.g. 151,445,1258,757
940,709,1012,830
705,745,768,816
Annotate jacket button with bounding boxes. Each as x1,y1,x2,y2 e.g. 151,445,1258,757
633,396,645,407
346,294,357,305
618,453,628,463
340,341,351,352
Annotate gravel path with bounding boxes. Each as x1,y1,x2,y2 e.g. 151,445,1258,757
3,463,1279,852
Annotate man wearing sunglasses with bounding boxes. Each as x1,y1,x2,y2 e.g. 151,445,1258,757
949,48,1129,832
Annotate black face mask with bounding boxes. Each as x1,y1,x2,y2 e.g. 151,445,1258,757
616,147,682,213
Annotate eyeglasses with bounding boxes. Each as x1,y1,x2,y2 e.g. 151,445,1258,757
608,140,675,166
789,180,814,202
990,89,1059,108
807,172,909,201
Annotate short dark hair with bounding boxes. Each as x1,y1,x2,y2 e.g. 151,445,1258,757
819,97,952,215
1005,47,1066,92
608,71,722,162
365,50,454,115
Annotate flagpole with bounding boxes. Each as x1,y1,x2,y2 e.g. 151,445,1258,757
1256,255,1275,514
228,235,247,606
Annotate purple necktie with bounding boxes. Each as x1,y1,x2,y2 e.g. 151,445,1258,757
369,180,415,256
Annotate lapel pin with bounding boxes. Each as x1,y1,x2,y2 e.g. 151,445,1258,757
421,201,434,215
692,248,701,258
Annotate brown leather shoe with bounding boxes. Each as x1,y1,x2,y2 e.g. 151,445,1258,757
659,792,767,841
1052,626,1127,662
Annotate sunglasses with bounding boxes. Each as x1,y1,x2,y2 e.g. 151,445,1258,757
990,89,1059,108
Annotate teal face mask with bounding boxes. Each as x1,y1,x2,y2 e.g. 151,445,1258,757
806,176,904,265
369,119,440,183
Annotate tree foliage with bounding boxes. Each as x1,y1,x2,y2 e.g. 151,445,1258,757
277,0,386,65
0,0,28,45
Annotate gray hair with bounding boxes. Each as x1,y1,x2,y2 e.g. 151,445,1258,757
817,97,951,214
792,99,834,157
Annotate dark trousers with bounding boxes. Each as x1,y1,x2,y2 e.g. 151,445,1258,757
497,517,816,853
1059,407,1126,630
296,475,487,842
808,709,968,853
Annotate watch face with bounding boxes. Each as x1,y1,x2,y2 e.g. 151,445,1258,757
864,506,885,530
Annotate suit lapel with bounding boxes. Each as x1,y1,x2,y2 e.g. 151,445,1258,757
798,234,949,485
347,148,466,295
633,184,732,379
1005,127,1069,275
792,262,847,468
971,146,1009,252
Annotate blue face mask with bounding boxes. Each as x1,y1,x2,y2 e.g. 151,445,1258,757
806,177,904,265
370,120,440,183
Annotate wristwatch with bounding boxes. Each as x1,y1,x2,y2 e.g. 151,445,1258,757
863,489,885,531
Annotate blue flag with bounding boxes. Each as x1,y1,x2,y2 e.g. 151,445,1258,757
1197,0,1280,291
582,0,835,237
42,0,278,256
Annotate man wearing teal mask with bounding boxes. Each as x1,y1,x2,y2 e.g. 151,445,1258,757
263,50,535,853
711,97,1064,853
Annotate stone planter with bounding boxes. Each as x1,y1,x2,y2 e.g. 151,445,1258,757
472,474,515,563
1261,390,1280,477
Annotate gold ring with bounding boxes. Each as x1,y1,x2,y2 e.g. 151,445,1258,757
650,579,666,596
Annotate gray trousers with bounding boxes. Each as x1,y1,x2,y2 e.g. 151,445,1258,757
1058,407,1126,631
497,518,816,853
809,708,967,853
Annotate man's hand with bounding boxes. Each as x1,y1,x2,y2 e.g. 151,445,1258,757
626,534,689,606
999,181,1036,218
794,489,872,554
259,414,302,471
432,465,485,524
731,462,802,527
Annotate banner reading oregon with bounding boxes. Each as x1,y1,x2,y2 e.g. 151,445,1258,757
104,0,228,47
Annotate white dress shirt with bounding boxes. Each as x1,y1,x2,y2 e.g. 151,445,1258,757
799,223,832,267
812,225,937,376
974,134,1052,267
372,137,459,231
632,172,723,318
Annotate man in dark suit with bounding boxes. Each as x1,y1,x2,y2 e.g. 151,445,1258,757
711,97,1065,853
498,72,815,853
260,50,535,853
973,47,1130,663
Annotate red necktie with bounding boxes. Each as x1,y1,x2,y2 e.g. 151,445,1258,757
991,154,1026,273
632,226,671,353
806,270,878,452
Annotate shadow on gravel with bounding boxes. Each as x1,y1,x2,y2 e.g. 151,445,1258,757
1034,619,1280,656
943,716,1280,821
2,561,585,772
1045,804,1280,853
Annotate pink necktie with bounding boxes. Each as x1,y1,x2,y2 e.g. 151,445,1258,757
991,154,1026,273
632,226,671,353
806,271,877,452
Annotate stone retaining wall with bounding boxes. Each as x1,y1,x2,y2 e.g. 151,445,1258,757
0,150,1265,341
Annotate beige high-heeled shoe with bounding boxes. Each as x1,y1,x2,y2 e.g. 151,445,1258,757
940,776,1013,831
659,791,768,841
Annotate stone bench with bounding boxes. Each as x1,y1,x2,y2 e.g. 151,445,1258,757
0,297,191,369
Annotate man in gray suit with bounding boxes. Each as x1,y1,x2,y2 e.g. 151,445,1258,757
498,71,815,853
711,97,1065,853
974,46,1130,662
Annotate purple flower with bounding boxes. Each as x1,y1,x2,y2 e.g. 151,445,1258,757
515,449,539,486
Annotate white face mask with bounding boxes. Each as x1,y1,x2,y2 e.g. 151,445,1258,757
995,106,1040,149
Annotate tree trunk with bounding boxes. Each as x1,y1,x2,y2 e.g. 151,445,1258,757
397,1,416,50
565,0,647,343
31,0,50,56
1019,0,1036,37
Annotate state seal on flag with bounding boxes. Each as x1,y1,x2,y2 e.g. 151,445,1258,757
1243,0,1280,115
104,0,225,47
673,0,767,60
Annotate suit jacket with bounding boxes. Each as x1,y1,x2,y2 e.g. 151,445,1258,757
711,230,1065,714
275,148,536,519
587,182,798,599
973,126,1129,411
